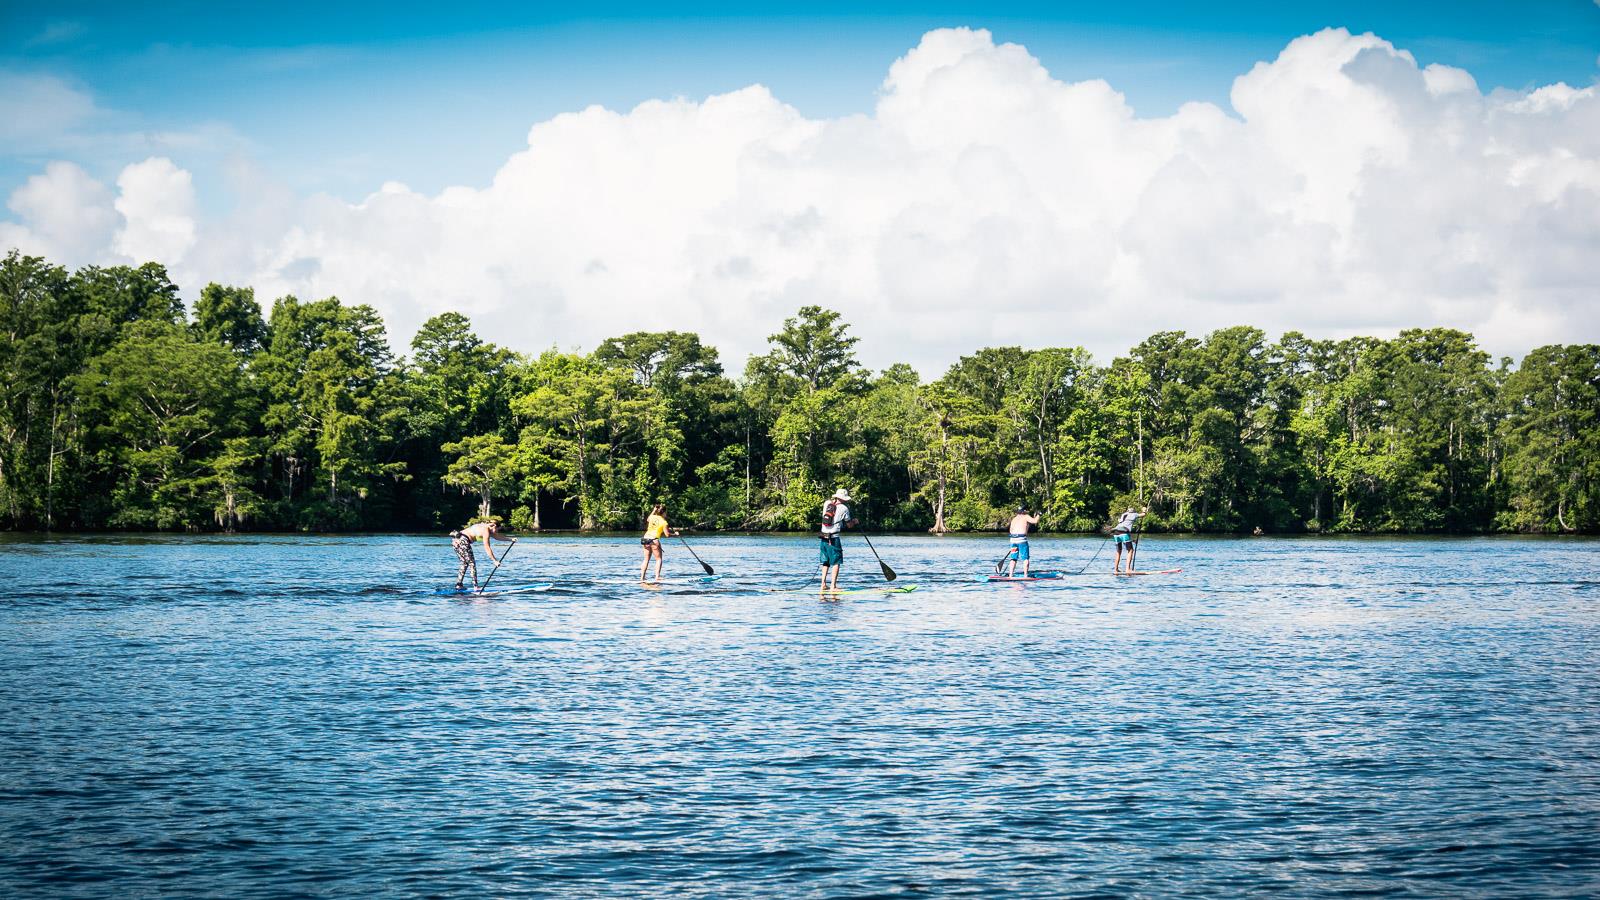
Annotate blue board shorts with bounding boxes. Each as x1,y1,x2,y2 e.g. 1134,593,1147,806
1006,538,1030,561
1114,532,1135,545
819,535,843,566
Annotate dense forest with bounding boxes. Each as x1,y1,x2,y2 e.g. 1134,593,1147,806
1,250,1596,534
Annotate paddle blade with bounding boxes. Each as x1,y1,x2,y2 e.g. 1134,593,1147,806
880,561,897,581
700,560,715,575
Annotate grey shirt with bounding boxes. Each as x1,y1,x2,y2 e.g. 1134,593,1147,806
821,501,850,536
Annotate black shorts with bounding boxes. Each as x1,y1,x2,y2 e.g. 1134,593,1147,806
641,538,660,547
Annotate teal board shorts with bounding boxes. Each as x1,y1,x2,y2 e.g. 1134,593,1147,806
819,535,843,566
1114,532,1134,545
1006,538,1030,561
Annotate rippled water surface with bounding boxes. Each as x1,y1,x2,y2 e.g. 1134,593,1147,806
2,533,1598,897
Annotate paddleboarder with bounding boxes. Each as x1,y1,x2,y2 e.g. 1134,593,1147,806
450,520,507,590
639,503,678,583
1112,507,1147,574
1001,506,1041,577
819,488,859,593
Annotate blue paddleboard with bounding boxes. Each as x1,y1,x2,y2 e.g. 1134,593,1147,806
435,583,554,596
983,570,1064,582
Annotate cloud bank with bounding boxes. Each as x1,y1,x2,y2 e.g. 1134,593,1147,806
3,27,1598,371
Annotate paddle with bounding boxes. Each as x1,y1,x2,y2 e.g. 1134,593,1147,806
675,534,714,576
477,537,517,594
1072,532,1113,576
859,531,897,582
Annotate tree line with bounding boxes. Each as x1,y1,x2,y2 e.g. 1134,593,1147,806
1,250,1596,534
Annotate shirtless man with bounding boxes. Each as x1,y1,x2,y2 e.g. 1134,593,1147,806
1002,506,1041,577
449,520,510,590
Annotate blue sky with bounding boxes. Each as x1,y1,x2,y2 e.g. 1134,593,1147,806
3,2,1598,369
4,1,1598,204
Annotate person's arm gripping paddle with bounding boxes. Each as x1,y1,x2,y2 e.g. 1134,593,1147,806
1129,509,1149,572
478,533,517,594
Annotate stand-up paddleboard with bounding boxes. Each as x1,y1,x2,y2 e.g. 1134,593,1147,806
662,574,725,584
434,583,555,596
821,584,918,596
1114,568,1183,576
629,574,725,587
983,571,1064,582
767,584,918,596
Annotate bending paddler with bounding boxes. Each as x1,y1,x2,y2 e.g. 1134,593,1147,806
818,488,859,593
1002,505,1040,577
449,520,508,590
1112,507,1147,574
639,503,678,583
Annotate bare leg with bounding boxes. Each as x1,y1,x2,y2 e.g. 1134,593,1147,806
651,546,664,582
640,546,650,582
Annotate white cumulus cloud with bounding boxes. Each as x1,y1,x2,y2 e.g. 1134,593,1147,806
4,27,1599,371
0,161,117,267
113,157,198,266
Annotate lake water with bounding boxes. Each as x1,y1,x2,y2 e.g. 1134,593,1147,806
2,533,1597,897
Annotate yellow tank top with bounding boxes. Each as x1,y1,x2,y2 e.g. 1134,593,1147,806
644,514,669,540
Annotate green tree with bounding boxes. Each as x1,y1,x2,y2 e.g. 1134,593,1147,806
743,306,868,527
1497,344,1600,532
0,252,75,527
73,322,250,529
400,312,517,527
253,296,407,529
909,383,989,532
512,351,659,529
193,283,268,355
750,305,862,393
209,437,265,532
442,434,519,520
